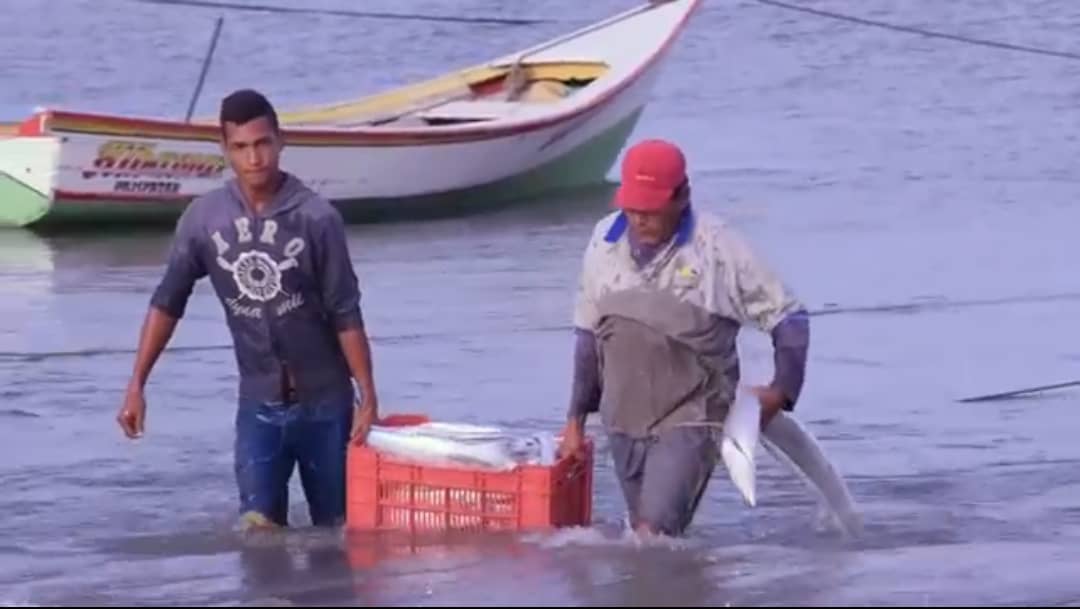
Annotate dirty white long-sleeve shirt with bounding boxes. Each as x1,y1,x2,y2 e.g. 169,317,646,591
567,207,809,433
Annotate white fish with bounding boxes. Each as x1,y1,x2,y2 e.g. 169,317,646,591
365,422,556,471
719,389,762,506
760,411,863,537
716,392,862,537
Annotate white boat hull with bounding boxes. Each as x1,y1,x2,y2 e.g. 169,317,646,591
0,0,703,227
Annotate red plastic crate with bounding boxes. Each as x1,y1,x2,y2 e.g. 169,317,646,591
346,414,593,533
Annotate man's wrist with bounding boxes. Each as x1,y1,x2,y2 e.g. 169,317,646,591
767,380,795,410
355,379,377,403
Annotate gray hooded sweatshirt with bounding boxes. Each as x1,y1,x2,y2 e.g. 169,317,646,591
150,172,362,405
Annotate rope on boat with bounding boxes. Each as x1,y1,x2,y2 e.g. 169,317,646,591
755,0,1080,62
136,0,557,26
5,291,1080,362
957,381,1080,403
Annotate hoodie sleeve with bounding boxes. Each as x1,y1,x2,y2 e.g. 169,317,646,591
316,209,364,331
150,204,207,319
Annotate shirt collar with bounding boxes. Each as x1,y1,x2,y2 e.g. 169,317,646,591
603,205,695,247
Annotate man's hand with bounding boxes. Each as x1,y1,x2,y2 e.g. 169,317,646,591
750,385,787,430
336,326,378,445
557,417,586,460
117,384,147,439
350,391,377,445
117,307,179,440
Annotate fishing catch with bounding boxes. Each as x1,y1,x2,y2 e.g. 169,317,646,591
720,388,762,507
365,421,558,471
721,390,862,537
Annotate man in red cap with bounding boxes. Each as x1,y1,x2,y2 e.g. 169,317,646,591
558,138,810,537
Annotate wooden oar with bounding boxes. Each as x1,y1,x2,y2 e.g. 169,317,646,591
956,380,1080,403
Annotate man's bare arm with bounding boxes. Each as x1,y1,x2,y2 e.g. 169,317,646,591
337,325,377,410
118,205,205,439
128,307,180,391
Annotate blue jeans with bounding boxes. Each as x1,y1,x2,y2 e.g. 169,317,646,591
233,393,354,527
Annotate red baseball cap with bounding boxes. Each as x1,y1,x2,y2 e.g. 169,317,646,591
614,138,687,212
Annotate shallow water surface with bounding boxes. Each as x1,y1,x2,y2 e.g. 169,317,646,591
3,0,1080,605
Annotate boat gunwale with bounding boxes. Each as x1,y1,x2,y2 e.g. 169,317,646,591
32,0,704,147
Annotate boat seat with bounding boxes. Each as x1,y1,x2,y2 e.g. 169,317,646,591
416,99,556,123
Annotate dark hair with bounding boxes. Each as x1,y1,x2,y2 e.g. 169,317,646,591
672,177,690,201
219,88,279,136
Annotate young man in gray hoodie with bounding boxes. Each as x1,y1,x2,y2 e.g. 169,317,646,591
116,89,379,529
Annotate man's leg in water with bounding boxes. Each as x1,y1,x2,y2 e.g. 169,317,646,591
292,391,354,527
608,431,648,529
636,426,718,536
610,427,717,536
234,399,296,528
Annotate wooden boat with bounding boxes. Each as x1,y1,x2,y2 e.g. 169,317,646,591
0,0,702,228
